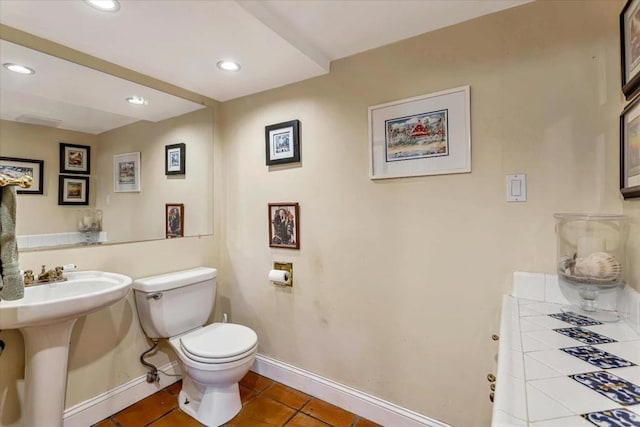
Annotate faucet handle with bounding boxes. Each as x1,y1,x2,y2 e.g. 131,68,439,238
24,270,34,286
38,266,49,281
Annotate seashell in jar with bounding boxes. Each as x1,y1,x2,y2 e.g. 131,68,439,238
574,252,622,280
558,254,576,276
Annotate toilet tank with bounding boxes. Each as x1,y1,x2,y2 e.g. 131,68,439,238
133,267,217,339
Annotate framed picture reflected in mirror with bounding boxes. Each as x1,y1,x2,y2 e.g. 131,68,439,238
60,142,91,174
165,143,186,175
58,175,89,205
166,203,184,238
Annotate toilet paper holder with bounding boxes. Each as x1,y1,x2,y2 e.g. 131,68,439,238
272,262,293,286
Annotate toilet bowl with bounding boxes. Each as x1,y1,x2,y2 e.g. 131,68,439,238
169,323,257,426
133,267,258,426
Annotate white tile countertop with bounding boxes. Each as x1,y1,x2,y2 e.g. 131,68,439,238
492,273,640,426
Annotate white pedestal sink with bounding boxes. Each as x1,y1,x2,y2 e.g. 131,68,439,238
0,271,132,427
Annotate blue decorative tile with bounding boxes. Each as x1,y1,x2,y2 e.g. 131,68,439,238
571,371,640,406
582,408,640,426
561,346,636,369
549,312,603,326
553,327,616,345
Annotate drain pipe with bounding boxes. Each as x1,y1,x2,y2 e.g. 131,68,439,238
140,339,160,383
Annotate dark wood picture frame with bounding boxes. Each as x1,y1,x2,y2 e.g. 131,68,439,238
166,203,184,238
0,156,44,194
620,95,640,199
268,202,300,249
60,142,91,174
58,175,89,205
265,120,300,166
165,143,186,175
622,0,640,99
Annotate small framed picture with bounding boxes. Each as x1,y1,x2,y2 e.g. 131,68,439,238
621,0,640,99
620,95,640,198
58,175,89,205
114,152,141,192
265,120,300,166
0,156,44,194
165,143,186,175
166,203,184,238
268,202,299,249
60,142,91,174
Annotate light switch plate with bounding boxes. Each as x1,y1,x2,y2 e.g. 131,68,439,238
506,174,527,202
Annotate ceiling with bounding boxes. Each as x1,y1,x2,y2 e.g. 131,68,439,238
0,0,530,133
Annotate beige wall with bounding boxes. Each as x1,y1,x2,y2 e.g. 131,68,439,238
1,2,637,427
217,2,626,426
97,108,214,243
0,120,99,235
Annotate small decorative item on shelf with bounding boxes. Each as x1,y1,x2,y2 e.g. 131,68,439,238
554,213,629,322
78,208,102,244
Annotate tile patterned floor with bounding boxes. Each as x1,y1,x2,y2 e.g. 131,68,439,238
93,371,381,427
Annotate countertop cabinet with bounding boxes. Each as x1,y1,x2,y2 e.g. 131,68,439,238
492,274,640,426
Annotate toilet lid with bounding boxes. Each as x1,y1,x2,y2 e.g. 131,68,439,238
180,323,257,360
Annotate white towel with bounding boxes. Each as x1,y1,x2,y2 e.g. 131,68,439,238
0,185,24,300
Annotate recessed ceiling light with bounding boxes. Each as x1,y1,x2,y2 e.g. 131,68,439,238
126,96,148,106
3,63,35,75
84,0,120,12
217,60,241,72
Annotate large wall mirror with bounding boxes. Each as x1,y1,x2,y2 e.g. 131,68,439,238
0,39,214,250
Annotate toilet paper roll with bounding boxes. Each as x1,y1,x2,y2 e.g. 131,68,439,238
268,269,289,284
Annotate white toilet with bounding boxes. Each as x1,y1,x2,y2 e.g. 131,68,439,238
133,267,257,426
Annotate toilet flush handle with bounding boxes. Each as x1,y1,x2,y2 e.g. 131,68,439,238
147,293,163,300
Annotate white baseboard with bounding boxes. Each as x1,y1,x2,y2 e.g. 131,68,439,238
62,361,181,427
252,354,450,427
62,355,448,427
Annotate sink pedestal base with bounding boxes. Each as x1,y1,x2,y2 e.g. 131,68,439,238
20,318,78,427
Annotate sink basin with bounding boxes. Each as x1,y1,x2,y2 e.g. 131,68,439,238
0,270,132,427
0,270,132,329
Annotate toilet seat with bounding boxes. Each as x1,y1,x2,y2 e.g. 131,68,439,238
179,323,257,364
